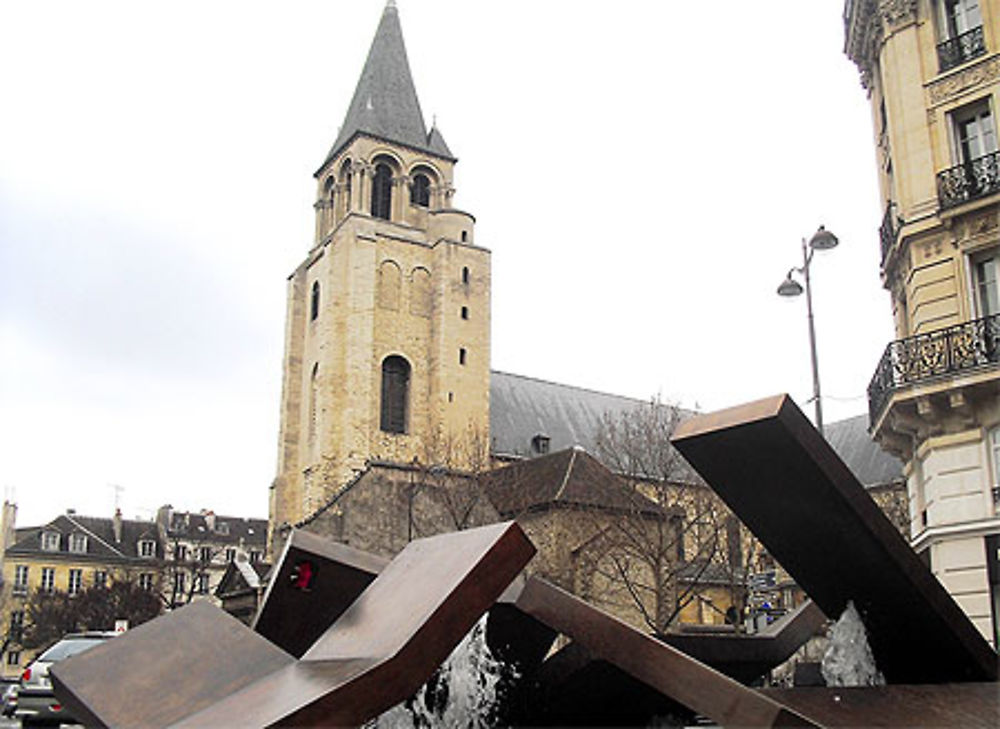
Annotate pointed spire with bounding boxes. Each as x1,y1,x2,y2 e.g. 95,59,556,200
321,2,454,169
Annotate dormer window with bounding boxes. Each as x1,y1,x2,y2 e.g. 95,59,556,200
138,539,156,558
69,533,87,554
41,531,60,552
531,433,551,455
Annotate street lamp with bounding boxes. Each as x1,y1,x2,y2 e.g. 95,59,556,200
776,225,839,436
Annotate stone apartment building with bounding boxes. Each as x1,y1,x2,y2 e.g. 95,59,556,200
0,504,266,679
845,0,1000,646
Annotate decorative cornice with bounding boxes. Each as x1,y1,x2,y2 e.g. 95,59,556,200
845,0,918,90
927,56,1000,105
878,0,918,28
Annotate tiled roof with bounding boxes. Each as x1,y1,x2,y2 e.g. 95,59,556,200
481,447,663,517
320,3,453,169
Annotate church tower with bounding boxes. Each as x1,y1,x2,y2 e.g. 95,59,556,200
270,2,490,536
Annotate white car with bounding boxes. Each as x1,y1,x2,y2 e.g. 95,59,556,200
17,632,116,727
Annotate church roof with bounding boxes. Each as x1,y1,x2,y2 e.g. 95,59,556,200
488,370,903,489
481,447,664,517
321,2,454,170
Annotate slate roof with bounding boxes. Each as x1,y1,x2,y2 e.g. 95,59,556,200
7,513,163,561
481,446,664,517
164,510,267,548
823,413,905,487
488,371,903,489
320,3,453,170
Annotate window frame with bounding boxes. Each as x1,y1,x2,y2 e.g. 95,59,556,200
138,539,156,558
40,530,60,552
371,162,393,220
40,567,55,593
13,565,29,593
68,533,87,554
950,97,996,165
380,355,411,434
970,248,1000,317
68,568,83,596
138,572,155,591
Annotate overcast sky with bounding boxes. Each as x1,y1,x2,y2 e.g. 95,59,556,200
0,0,892,527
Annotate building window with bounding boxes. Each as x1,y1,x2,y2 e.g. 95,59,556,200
953,99,996,164
461,231,468,242
531,433,551,455
461,266,470,285
40,568,55,594
459,348,467,365
41,531,59,552
6,651,19,667
939,99,999,208
68,533,87,554
309,363,319,447
10,611,24,642
139,573,155,591
225,548,236,563
410,173,430,207
94,570,108,589
13,566,28,595
310,281,320,321
195,573,209,594
174,572,186,595
990,427,1000,503
937,0,986,71
250,550,262,564
174,544,188,561
371,162,393,220
461,306,469,320
972,250,999,317
198,546,212,564
138,539,156,558
68,569,82,596
380,355,411,434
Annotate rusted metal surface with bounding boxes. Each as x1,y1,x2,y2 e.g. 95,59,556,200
763,683,999,727
672,394,998,684
252,529,387,657
50,601,295,729
660,600,827,684
515,577,818,728
52,521,534,728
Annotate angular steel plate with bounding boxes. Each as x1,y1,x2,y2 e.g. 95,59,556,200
672,394,998,684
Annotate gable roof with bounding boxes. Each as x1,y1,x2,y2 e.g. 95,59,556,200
481,446,664,517
6,513,162,561
320,3,453,170
164,510,267,548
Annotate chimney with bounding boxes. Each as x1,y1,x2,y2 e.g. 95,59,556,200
1,502,17,554
112,508,123,543
205,510,216,532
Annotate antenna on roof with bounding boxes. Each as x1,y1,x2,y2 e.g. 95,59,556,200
109,483,124,512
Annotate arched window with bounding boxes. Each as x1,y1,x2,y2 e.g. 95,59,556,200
340,160,352,214
410,173,430,207
371,163,393,220
310,281,320,321
380,355,410,434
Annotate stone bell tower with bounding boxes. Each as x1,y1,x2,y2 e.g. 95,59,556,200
270,2,491,537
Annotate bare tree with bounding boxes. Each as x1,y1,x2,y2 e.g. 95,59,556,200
162,535,225,609
590,396,761,632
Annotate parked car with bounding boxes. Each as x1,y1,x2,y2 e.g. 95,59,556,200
1,682,17,718
17,632,116,726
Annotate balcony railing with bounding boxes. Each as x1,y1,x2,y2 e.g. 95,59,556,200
937,150,1000,210
937,26,986,72
868,313,1000,425
879,201,900,265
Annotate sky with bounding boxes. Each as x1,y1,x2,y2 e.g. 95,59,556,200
0,1,893,527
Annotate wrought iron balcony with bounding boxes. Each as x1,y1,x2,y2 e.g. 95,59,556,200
937,26,986,73
937,151,1000,210
868,313,1000,425
878,201,899,265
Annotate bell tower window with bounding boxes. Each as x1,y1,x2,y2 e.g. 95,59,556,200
371,163,393,220
410,173,430,207
380,355,410,434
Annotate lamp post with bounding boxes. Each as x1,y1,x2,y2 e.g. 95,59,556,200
776,225,839,436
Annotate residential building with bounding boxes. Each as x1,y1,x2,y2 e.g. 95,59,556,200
155,506,268,610
845,0,1000,645
0,506,162,679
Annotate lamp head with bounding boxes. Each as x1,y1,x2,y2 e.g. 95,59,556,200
777,275,803,297
809,225,838,251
